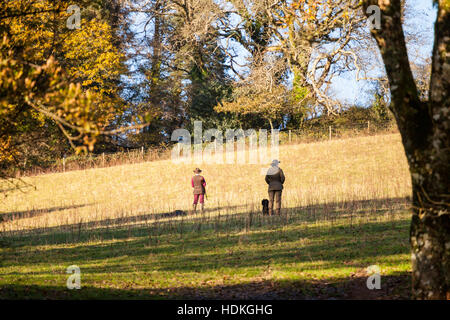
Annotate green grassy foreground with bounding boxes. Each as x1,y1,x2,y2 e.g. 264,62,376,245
0,197,411,300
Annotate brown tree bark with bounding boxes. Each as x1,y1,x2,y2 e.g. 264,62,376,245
143,0,163,135
362,0,449,299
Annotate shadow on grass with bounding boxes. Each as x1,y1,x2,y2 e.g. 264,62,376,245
0,273,411,300
0,197,412,300
0,217,411,275
0,203,95,222
0,204,250,239
1,197,410,248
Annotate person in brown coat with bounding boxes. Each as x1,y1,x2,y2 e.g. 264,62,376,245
191,168,206,213
265,160,285,215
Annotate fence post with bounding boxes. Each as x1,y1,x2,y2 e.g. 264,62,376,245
141,146,144,160
367,121,370,133
102,152,105,166
62,155,66,172
329,126,332,141
289,130,291,143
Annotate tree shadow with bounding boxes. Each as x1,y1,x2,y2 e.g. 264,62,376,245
0,217,411,274
1,197,410,247
0,203,95,222
0,197,412,300
1,204,250,238
0,273,411,300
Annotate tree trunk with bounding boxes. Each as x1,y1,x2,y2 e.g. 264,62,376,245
143,1,163,134
362,0,449,299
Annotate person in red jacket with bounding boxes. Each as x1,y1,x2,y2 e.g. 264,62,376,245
191,168,206,213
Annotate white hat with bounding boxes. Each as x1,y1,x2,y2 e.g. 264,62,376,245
271,159,280,166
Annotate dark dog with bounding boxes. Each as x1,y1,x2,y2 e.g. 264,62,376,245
262,199,269,215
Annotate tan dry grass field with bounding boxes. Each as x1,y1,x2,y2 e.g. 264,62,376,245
1,133,411,233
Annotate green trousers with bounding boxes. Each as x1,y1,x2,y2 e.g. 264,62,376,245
268,190,282,215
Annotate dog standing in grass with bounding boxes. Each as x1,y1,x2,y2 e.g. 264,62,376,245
262,199,269,215
265,160,285,215
191,168,206,213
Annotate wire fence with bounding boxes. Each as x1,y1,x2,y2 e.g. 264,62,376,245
279,121,397,144
22,121,398,176
24,147,170,177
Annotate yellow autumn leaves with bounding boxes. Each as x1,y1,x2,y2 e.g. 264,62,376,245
63,18,124,95
0,0,126,155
